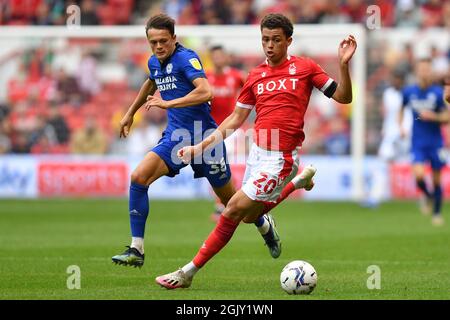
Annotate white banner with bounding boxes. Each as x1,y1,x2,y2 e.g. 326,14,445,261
0,155,391,200
0,156,37,198
300,156,390,201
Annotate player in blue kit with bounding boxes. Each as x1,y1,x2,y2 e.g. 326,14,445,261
400,59,448,226
112,14,283,267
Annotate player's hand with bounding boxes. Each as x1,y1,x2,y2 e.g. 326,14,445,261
144,95,170,110
419,110,437,122
177,145,201,164
338,35,357,66
119,114,133,138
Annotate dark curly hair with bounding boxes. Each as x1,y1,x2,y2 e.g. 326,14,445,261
260,13,294,38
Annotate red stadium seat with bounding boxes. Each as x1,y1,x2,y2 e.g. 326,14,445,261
67,116,84,131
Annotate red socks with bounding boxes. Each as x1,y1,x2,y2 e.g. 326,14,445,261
192,181,297,268
193,215,239,268
262,181,295,214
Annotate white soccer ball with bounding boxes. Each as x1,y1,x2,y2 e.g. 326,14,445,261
280,260,317,295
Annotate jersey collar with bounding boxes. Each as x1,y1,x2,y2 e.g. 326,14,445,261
265,54,291,66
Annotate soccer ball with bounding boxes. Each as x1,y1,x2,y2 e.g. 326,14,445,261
280,260,317,295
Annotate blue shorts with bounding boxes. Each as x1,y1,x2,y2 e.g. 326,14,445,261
412,146,446,170
151,133,232,188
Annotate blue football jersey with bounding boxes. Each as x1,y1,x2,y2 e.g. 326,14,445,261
148,43,216,142
402,84,446,148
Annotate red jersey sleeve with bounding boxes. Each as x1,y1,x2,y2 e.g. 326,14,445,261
236,75,255,109
309,59,336,97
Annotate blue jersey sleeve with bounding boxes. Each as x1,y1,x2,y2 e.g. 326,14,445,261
180,51,206,83
148,57,155,80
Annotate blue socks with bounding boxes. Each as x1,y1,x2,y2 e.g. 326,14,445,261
433,185,442,215
129,182,149,238
417,179,442,215
416,180,431,198
254,216,266,227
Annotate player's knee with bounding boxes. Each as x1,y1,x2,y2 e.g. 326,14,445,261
222,200,244,223
130,169,149,186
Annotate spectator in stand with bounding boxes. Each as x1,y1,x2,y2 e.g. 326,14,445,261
47,0,66,25
77,50,101,101
396,0,421,28
319,0,351,24
295,1,322,24
80,0,100,25
341,0,367,24
32,2,52,25
55,68,83,106
47,104,70,145
70,116,108,154
431,46,449,81
29,113,56,149
11,133,30,154
162,0,189,22
10,101,37,142
28,110,68,154
444,1,450,28
198,0,228,25
30,134,53,154
0,118,11,154
0,103,10,122
394,43,415,82
421,0,445,28
228,0,255,24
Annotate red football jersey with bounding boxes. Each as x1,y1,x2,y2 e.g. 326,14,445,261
207,67,245,125
236,55,335,151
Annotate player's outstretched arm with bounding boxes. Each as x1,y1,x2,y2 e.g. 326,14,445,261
177,107,251,163
119,79,157,138
419,109,450,124
144,77,213,110
332,35,357,104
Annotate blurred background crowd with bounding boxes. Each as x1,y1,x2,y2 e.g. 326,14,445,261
0,0,448,158
1,0,449,27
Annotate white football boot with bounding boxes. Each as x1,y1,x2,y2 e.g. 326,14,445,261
155,269,193,289
291,165,317,191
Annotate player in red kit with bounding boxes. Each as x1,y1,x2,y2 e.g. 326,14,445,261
155,13,357,289
207,45,245,222
208,45,245,125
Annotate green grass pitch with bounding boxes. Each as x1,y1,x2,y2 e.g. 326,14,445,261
0,199,449,300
